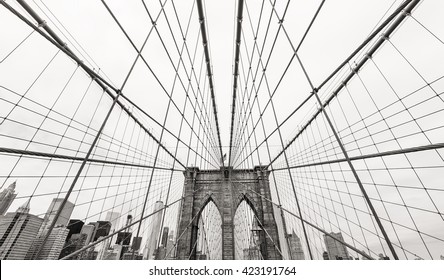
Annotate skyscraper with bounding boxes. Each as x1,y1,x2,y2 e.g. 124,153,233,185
116,232,132,246
132,236,142,251
26,225,69,260
143,200,163,260
0,181,18,215
26,198,74,259
244,218,262,260
161,227,169,247
125,214,133,231
104,211,120,246
154,227,169,260
114,244,124,260
168,230,174,241
324,232,349,260
66,219,84,241
40,198,74,231
165,230,175,260
95,236,112,260
105,211,120,233
95,215,127,260
0,199,43,260
91,221,111,242
272,203,289,259
288,230,305,260
80,224,96,245
59,232,88,259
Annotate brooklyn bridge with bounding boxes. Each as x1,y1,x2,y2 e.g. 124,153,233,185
0,0,444,260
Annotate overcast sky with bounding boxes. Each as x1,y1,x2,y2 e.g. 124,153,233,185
1,0,444,260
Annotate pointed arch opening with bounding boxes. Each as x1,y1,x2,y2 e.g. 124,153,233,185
193,198,222,260
234,197,263,260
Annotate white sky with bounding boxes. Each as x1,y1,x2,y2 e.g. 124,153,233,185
1,0,444,260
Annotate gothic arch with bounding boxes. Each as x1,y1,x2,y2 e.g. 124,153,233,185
176,167,281,260
234,193,260,220
193,196,222,260
196,195,221,223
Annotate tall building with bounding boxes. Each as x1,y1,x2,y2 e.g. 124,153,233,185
104,211,120,245
96,214,126,260
40,198,74,232
288,230,305,260
91,221,111,242
324,232,349,260
165,230,175,260
114,244,124,260
59,232,88,259
66,219,84,241
132,236,142,251
0,199,43,260
80,224,96,245
105,211,120,233
244,219,262,260
26,198,74,259
143,200,163,260
125,214,133,231
26,226,69,260
154,227,169,260
160,227,169,247
272,203,289,259
0,181,17,215
59,219,88,260
116,232,132,246
95,236,112,260
241,220,262,260
168,230,174,242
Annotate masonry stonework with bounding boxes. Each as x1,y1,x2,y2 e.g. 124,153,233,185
176,166,281,260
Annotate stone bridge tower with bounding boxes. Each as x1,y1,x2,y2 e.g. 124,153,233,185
175,166,282,260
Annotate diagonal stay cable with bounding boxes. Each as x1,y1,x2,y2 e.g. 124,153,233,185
233,0,326,167
243,182,375,260
0,0,187,170
29,0,177,257
267,0,419,168
101,0,220,168
228,0,244,166
196,0,224,164
60,184,204,260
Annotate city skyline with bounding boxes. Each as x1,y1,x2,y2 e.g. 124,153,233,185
0,172,443,260
1,0,444,260
0,187,172,260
